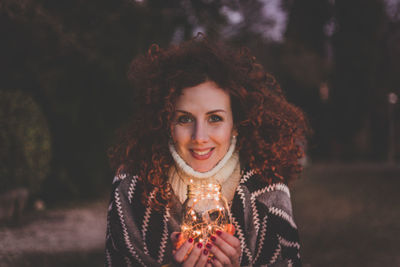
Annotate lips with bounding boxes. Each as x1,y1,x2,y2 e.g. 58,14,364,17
190,148,214,160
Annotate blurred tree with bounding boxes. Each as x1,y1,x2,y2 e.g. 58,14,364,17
1,0,398,204
279,0,333,158
332,0,387,160
0,90,51,194
0,0,230,202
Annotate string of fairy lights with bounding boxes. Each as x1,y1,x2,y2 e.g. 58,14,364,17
181,182,230,244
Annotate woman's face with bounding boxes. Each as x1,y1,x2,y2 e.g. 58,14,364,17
171,81,236,172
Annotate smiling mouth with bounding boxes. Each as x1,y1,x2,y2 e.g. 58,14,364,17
190,148,214,159
192,149,212,155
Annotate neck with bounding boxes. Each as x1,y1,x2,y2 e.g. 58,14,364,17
168,136,241,203
168,135,237,179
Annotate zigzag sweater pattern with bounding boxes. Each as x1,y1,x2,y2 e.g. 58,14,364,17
105,169,302,267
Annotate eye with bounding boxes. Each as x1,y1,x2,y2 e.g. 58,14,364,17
177,115,193,124
209,114,223,123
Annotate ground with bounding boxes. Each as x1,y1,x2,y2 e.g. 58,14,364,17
0,200,107,267
293,163,400,267
0,163,399,266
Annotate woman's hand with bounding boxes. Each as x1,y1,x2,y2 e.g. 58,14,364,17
205,225,241,267
170,232,212,267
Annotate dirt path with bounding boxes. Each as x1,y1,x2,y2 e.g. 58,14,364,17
0,200,108,266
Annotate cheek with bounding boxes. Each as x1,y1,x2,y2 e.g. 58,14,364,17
213,126,233,147
171,126,190,146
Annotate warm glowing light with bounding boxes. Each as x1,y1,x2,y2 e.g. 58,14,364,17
388,92,398,104
319,82,329,102
181,182,231,244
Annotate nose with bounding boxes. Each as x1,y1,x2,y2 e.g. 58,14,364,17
192,121,209,143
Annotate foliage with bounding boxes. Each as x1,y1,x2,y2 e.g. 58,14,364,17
0,0,398,202
0,90,51,194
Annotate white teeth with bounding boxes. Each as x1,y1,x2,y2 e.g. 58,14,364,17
192,149,212,156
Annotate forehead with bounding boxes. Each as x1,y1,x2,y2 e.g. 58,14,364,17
175,81,231,111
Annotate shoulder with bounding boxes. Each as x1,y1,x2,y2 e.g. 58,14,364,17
238,168,294,218
231,169,301,266
238,168,291,199
110,172,145,206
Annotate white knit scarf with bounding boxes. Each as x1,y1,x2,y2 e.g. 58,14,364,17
168,136,241,203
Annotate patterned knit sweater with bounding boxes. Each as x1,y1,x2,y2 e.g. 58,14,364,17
105,168,302,266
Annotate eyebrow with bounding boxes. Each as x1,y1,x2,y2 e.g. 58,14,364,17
175,109,227,115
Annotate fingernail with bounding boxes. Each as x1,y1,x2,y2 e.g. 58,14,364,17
203,249,209,255
188,238,193,243
197,243,203,249
176,233,181,238
206,243,212,249
216,230,222,236
210,235,216,242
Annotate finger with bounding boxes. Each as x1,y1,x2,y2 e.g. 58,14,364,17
170,232,181,243
170,232,184,249
182,242,203,267
225,224,235,235
215,230,240,250
204,242,231,266
210,234,238,261
209,256,223,267
215,230,241,253
173,238,194,263
194,246,209,267
205,260,213,267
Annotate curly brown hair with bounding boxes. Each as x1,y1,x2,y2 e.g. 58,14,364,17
109,36,310,209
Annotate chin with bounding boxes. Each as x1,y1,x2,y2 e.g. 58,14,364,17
192,164,214,173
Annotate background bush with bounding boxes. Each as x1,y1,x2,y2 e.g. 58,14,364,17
0,90,51,194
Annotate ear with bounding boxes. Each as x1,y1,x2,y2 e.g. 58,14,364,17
232,127,238,137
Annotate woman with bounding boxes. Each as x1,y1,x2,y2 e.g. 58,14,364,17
105,36,309,267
